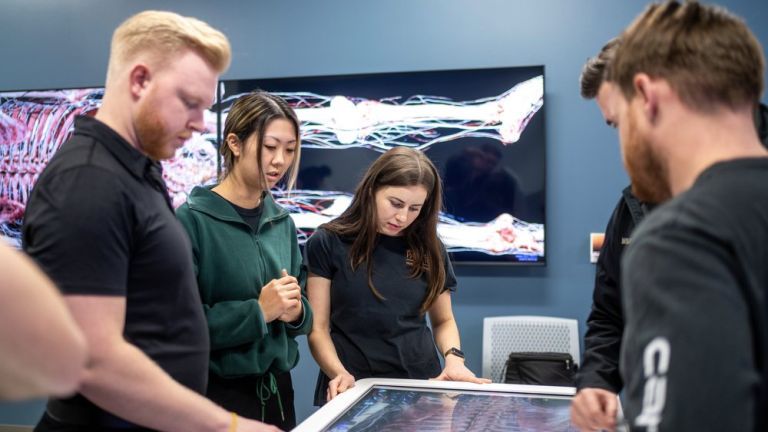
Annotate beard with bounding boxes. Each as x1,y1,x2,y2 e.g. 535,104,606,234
623,109,672,204
135,101,174,161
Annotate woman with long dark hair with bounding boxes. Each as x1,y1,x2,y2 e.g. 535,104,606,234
306,147,488,405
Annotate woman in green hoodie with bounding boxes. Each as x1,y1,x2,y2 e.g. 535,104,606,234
176,91,312,430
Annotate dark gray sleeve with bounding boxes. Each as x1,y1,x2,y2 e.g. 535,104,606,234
442,242,457,292
620,225,759,431
305,228,336,279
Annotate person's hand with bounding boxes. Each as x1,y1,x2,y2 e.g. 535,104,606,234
570,387,618,431
258,269,301,323
237,416,283,431
326,372,356,401
277,269,303,323
278,300,303,323
432,357,491,384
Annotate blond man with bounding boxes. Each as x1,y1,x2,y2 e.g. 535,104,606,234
23,10,279,432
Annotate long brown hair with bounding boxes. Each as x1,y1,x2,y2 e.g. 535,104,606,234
322,147,446,314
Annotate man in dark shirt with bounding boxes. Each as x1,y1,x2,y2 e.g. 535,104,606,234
572,31,768,431
23,10,278,432
571,37,651,432
607,2,768,430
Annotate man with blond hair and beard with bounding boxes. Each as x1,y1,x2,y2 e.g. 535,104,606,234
606,1,768,430
23,10,279,432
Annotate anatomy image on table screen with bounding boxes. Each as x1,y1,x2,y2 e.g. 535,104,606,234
323,386,576,432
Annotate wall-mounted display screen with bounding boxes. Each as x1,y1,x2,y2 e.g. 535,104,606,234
220,65,546,264
1,66,545,264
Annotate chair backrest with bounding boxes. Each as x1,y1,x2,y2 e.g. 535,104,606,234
482,315,580,382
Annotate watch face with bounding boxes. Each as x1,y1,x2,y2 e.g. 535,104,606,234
447,348,465,358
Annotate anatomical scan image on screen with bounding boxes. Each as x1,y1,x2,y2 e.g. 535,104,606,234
221,66,546,264
0,88,219,247
1,66,545,264
323,386,576,432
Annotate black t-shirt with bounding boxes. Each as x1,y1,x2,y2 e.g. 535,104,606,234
226,198,263,232
305,228,457,404
621,158,768,431
23,116,208,427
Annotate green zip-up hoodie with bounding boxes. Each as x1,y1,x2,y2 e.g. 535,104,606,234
176,185,312,378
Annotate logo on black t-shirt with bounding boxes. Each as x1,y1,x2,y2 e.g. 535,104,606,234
405,249,429,271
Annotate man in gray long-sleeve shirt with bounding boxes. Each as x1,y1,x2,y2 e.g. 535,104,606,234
604,2,768,431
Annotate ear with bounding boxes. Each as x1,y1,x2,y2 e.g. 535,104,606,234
633,73,660,125
226,133,242,158
128,64,151,99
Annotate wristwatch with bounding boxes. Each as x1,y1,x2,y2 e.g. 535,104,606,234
444,347,465,359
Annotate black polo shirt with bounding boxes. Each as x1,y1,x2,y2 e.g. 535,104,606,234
23,116,208,426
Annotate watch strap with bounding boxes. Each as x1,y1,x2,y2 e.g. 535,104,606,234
444,347,465,359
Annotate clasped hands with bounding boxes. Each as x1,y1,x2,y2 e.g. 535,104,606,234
258,269,302,323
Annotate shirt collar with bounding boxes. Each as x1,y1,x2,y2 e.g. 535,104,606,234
75,115,173,210
74,115,150,180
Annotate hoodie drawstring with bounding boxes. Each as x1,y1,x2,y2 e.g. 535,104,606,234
255,371,284,423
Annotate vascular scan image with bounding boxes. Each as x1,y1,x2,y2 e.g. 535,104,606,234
1,67,546,263
323,387,576,432
0,88,218,247
221,66,546,263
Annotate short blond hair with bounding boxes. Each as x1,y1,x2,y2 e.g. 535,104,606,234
612,1,764,112
106,10,231,83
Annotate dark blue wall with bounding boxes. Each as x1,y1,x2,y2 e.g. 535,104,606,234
2,0,767,426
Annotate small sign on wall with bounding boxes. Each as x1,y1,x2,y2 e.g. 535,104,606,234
590,233,605,263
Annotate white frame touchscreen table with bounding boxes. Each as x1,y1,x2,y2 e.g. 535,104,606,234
293,378,582,432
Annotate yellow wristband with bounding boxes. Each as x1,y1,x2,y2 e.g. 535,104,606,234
229,412,238,432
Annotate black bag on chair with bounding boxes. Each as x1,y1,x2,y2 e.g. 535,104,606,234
502,352,577,386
